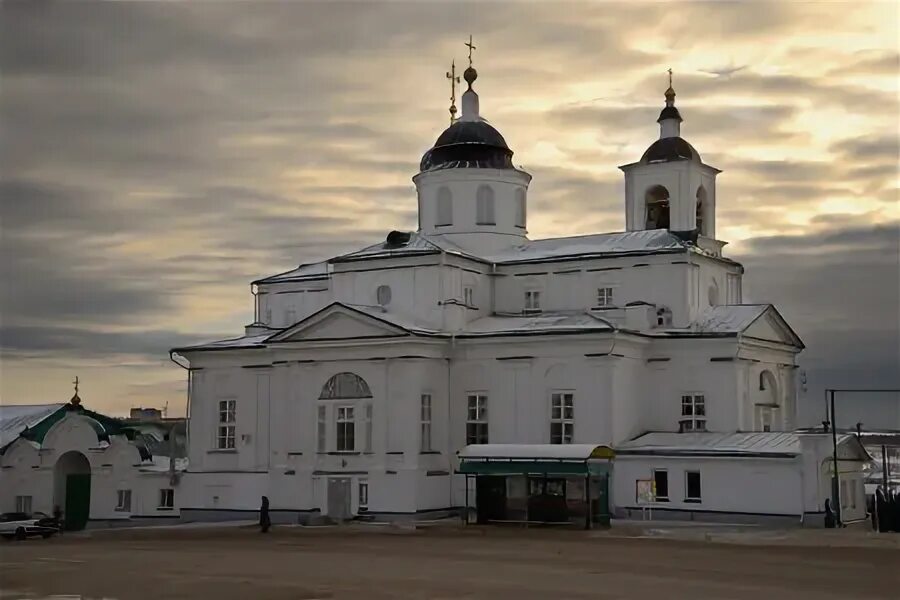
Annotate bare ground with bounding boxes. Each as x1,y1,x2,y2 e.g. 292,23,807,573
1,525,898,599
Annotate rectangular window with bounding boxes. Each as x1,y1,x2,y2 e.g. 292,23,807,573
550,392,574,444
217,399,236,449
466,394,489,445
596,287,615,307
524,290,542,313
463,286,475,307
358,480,369,512
336,406,355,452
849,478,857,509
653,470,669,502
116,489,132,512
515,192,526,228
420,394,432,452
685,471,702,502
15,495,32,514
679,394,707,432
286,309,296,326
317,405,327,452
159,488,174,509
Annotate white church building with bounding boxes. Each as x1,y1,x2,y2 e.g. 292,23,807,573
172,58,870,526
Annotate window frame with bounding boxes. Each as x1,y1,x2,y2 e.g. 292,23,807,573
524,289,542,313
466,393,489,445
475,185,496,225
420,393,433,452
463,286,475,308
358,480,369,512
549,391,574,445
436,186,453,227
596,286,615,308
685,471,702,503
216,399,236,450
159,488,174,509
514,189,526,229
335,405,356,452
679,393,707,432
363,402,373,453
115,489,132,512
653,469,669,502
15,495,32,514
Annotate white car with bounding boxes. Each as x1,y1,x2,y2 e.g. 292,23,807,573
0,512,60,540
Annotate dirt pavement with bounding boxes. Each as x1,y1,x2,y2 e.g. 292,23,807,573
1,525,898,599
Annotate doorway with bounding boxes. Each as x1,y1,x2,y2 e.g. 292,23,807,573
476,476,507,523
54,451,91,531
326,478,351,520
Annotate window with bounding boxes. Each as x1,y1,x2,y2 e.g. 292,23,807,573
336,406,355,452
524,290,541,313
286,309,296,326
596,287,615,307
159,488,174,509
550,392,574,444
848,478,857,509
653,470,669,502
376,284,392,306
15,495,32,514
645,185,670,230
319,372,372,400
358,480,369,512
680,394,706,432
317,405,327,452
515,189,526,228
420,394,432,452
116,489,132,512
265,308,272,325
436,186,453,226
463,286,475,307
466,394,488,445
363,403,373,453
476,185,495,225
685,471,702,502
217,399,236,449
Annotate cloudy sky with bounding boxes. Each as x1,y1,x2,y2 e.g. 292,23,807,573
1,1,897,425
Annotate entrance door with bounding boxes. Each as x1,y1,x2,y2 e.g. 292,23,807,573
327,478,351,520
65,474,91,531
476,476,507,523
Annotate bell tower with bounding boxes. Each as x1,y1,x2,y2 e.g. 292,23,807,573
620,72,721,242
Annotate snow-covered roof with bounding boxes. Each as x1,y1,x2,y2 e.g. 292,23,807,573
459,444,613,461
254,261,330,284
332,233,447,263
174,332,271,352
0,404,64,448
617,431,867,458
138,455,188,473
690,304,769,333
484,229,687,264
460,311,613,337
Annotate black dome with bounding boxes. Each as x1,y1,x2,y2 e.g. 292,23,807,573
419,120,514,171
657,105,682,123
641,136,701,164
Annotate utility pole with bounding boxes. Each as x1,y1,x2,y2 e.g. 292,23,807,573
830,390,841,526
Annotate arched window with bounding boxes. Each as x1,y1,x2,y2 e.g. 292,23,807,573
476,185,496,225
514,189,526,228
645,185,670,230
319,373,372,400
436,186,453,227
696,186,708,236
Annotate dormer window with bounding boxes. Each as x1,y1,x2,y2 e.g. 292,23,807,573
476,185,495,225
524,290,542,313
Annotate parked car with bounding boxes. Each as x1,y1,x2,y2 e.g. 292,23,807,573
0,512,60,540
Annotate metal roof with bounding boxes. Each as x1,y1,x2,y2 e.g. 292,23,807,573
617,432,803,457
0,404,65,448
458,444,613,461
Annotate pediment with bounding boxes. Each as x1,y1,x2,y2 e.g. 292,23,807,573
744,308,804,349
267,304,409,343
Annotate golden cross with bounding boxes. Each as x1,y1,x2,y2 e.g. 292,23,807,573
465,35,476,66
73,375,79,394
446,59,460,124
667,68,673,88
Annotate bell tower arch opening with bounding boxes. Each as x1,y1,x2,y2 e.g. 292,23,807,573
645,185,671,230
696,185,708,236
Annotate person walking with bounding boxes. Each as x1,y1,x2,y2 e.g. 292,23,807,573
259,496,271,533
824,498,836,528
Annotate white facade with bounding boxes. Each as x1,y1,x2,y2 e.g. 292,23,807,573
0,403,184,526
172,69,845,524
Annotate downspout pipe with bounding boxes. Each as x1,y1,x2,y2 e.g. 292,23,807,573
169,351,192,484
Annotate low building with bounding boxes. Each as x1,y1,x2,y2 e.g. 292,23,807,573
0,392,187,529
